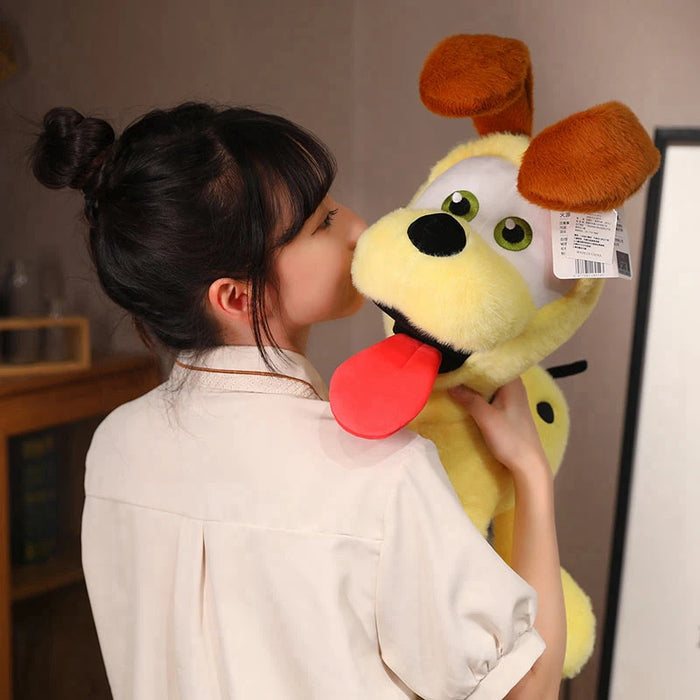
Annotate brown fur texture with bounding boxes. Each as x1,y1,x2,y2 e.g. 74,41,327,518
419,34,533,136
518,102,661,212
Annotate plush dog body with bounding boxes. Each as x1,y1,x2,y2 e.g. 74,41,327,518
353,130,603,678
331,34,659,678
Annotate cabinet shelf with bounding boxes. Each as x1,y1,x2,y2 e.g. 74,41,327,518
0,353,161,699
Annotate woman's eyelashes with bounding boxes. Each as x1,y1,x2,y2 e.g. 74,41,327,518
316,207,339,233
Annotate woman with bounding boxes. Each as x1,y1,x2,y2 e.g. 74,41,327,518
32,103,565,699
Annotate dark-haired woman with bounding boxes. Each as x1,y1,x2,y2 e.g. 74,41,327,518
32,104,565,700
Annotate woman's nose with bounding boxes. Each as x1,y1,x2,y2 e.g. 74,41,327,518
347,209,367,249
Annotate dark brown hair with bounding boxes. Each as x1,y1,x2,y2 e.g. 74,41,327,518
31,103,336,365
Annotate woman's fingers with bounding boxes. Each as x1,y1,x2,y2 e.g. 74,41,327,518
448,378,544,472
448,385,490,421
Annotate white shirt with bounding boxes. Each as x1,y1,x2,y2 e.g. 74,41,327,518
82,346,544,700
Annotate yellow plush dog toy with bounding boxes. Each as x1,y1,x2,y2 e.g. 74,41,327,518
330,34,659,678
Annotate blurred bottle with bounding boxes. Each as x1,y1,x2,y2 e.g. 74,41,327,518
1,259,42,363
44,297,68,361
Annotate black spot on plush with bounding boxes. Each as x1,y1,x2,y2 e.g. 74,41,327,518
537,401,555,424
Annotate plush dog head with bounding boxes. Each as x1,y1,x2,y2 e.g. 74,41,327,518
330,34,659,438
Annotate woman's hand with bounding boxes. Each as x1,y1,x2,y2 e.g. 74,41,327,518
448,379,549,480
449,378,566,699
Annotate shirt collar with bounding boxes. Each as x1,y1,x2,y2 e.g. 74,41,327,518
169,345,328,401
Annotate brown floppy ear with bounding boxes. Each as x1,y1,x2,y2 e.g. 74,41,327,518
419,34,533,137
518,102,660,212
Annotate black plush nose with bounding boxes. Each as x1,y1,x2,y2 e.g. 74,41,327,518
407,213,467,257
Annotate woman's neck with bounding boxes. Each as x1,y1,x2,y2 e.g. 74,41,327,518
219,318,310,356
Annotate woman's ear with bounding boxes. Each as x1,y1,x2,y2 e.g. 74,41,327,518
207,278,250,320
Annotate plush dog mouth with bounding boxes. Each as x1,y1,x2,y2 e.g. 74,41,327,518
375,303,471,374
327,302,471,439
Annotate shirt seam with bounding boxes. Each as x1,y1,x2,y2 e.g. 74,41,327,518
84,492,384,543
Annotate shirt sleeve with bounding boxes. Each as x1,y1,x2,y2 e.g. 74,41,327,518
376,439,546,700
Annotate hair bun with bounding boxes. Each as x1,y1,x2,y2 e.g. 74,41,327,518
32,107,115,192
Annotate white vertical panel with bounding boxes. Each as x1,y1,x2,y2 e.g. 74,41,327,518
610,144,700,697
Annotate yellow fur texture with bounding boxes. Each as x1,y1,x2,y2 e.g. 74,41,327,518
352,131,602,677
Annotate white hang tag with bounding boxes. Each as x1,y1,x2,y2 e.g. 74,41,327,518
564,210,617,263
612,211,633,279
551,210,631,280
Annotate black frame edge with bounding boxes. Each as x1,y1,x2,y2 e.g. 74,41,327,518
597,128,700,698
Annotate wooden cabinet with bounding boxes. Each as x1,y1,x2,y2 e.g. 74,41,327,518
0,355,161,699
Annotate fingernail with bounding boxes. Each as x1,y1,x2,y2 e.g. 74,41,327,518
448,385,472,399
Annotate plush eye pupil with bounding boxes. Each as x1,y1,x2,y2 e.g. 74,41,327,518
502,218,525,244
449,193,471,217
441,191,479,222
493,216,532,252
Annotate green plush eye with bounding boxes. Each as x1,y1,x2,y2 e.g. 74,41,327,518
441,191,479,221
494,217,533,251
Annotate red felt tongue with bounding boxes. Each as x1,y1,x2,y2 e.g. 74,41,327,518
329,334,442,439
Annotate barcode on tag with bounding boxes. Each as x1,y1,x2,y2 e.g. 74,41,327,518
575,259,606,276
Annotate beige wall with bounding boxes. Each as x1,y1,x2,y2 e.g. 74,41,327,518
2,1,699,698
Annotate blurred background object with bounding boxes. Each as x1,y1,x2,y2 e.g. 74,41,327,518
1,259,42,364
0,22,17,83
